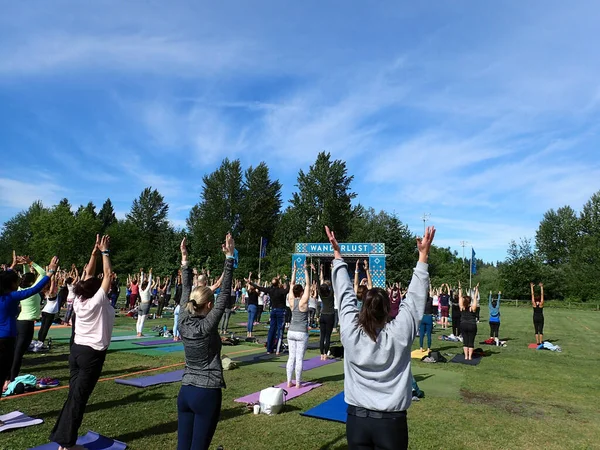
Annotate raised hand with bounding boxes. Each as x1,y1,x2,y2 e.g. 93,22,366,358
324,226,342,260
92,234,101,255
47,256,59,274
222,233,235,257
180,237,188,264
538,282,544,288
363,259,368,270
99,235,110,252
416,226,436,256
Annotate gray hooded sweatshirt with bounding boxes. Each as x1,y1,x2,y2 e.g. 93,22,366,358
332,258,429,412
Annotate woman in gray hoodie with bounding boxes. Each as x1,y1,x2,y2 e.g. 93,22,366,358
326,225,435,450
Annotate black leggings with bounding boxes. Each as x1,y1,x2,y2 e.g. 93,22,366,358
320,313,335,355
452,315,461,336
50,344,107,447
11,320,35,381
0,337,16,385
157,295,166,316
38,312,55,343
461,322,477,348
346,412,408,450
534,317,544,335
489,321,500,338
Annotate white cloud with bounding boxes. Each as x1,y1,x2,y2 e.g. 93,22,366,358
0,176,65,210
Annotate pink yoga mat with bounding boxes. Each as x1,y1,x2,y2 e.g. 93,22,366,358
528,343,539,349
234,381,322,404
279,356,339,371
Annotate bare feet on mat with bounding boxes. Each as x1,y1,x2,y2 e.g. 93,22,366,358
287,382,293,388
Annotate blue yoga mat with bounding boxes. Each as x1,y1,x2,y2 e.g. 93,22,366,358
115,370,184,387
156,344,184,353
301,391,347,423
29,430,126,450
133,339,177,346
110,335,140,342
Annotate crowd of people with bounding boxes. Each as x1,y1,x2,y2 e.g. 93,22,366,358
0,224,553,450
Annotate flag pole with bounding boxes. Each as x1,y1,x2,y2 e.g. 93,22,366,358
469,246,473,292
258,237,262,279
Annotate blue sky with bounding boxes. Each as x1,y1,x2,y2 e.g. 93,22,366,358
1,1,599,263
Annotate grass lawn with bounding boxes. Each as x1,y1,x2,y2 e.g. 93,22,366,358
1,305,599,450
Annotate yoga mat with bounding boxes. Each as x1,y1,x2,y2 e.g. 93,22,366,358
278,356,339,371
133,339,177,346
238,322,248,326
528,343,539,349
0,411,43,433
301,392,347,423
115,370,184,387
29,430,126,450
110,335,140,342
449,354,482,366
411,349,429,359
155,344,184,353
234,381,322,404
232,352,280,363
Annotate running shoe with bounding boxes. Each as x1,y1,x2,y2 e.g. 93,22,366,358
38,378,59,388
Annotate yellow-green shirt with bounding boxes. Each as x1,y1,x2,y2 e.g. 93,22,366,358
17,263,45,321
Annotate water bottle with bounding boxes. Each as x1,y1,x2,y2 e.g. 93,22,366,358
163,325,168,336
48,338,53,350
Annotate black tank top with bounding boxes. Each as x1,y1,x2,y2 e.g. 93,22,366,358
533,305,543,318
461,310,477,324
424,297,434,315
247,291,259,307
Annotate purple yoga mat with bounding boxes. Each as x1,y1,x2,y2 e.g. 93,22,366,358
234,381,322,404
279,356,339,371
115,369,184,387
29,430,126,450
133,339,177,346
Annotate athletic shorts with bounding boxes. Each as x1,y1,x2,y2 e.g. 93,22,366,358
440,306,449,318
139,302,151,316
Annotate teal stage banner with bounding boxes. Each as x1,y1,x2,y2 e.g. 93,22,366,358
294,243,385,255
291,254,307,285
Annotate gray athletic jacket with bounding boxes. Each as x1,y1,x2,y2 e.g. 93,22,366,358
333,258,429,412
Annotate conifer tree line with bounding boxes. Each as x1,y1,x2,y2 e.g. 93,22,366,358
3,151,597,301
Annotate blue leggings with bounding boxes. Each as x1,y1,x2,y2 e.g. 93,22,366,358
419,314,433,349
177,385,222,450
247,304,257,332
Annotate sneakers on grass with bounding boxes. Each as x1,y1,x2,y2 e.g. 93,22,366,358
38,378,60,388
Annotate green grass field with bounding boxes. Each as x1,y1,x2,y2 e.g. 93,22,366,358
1,305,599,450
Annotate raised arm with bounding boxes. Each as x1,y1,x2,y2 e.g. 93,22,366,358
530,282,535,306
353,260,359,294
83,235,101,281
497,291,501,302
364,259,373,289
471,284,479,312
539,283,544,306
489,290,493,308
320,263,325,285
210,271,224,292
12,256,59,302
288,262,297,306
99,235,112,294
299,264,310,312
180,237,193,305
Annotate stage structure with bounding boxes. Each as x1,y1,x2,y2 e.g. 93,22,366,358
291,243,387,288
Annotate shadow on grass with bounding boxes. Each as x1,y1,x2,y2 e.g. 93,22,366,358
36,391,171,420
414,374,434,382
22,353,69,366
319,433,347,450
312,373,345,383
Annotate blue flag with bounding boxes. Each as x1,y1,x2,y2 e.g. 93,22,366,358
260,237,268,259
471,248,477,275
233,249,239,269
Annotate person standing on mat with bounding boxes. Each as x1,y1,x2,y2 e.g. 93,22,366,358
36,273,60,349
1,255,56,393
488,290,501,340
50,235,114,450
439,284,450,330
249,273,288,355
286,262,311,388
531,282,545,344
318,265,336,361
135,268,154,337
177,234,235,450
450,291,461,340
459,282,478,360
327,225,435,450
244,274,259,338
419,290,434,353
10,257,47,381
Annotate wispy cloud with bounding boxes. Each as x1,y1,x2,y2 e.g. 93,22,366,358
0,176,65,210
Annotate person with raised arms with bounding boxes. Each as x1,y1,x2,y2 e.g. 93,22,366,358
135,268,154,337
285,262,311,388
177,234,235,450
1,253,57,393
531,282,545,345
459,282,479,360
327,225,435,450
36,271,61,349
50,235,114,450
488,290,501,340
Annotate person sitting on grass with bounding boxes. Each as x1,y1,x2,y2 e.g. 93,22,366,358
50,235,114,450
286,262,311,389
459,282,478,361
531,282,545,345
488,290,501,340
328,225,435,450
177,234,235,450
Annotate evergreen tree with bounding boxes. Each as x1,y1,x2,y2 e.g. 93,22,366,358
98,198,117,231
